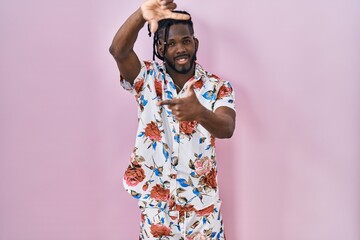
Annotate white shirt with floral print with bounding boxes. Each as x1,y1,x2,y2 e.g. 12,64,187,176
121,60,235,212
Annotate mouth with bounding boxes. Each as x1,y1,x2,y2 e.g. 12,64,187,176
175,55,190,65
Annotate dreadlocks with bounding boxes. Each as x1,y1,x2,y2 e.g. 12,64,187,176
148,10,193,61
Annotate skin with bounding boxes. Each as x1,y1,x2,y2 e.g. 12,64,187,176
109,0,236,138
157,23,198,88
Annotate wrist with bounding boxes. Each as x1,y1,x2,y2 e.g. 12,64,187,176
136,7,147,23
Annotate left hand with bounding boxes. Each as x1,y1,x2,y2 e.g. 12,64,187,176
157,80,205,121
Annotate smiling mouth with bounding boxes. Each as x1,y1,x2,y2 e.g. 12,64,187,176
175,55,190,64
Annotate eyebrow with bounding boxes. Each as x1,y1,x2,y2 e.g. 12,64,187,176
167,35,193,41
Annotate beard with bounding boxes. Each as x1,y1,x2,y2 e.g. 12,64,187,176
164,53,197,75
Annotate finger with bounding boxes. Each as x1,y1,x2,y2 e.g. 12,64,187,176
157,99,178,106
162,2,177,10
184,79,197,95
149,19,159,33
165,11,191,21
187,79,197,89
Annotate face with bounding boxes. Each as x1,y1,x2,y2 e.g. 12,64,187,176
158,24,198,75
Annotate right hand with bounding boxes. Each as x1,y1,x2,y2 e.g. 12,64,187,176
141,0,190,33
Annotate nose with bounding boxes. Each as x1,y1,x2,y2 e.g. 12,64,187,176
175,43,186,54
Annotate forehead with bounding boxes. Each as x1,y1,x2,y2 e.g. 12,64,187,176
162,23,193,40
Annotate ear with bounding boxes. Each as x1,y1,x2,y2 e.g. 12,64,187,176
157,40,164,58
194,37,199,54
194,37,199,52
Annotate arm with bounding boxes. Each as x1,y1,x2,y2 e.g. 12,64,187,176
109,0,190,84
158,81,236,139
197,106,236,139
109,8,144,85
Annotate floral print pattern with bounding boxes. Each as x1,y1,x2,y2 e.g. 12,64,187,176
120,61,235,239
138,200,225,239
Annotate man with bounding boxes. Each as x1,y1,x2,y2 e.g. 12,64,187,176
109,0,236,239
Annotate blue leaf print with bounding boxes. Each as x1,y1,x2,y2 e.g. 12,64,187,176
143,194,150,199
210,232,216,238
149,69,154,76
161,217,165,224
192,188,200,196
202,90,216,100
133,194,141,199
147,218,151,225
202,217,207,224
154,168,161,176
174,134,180,143
169,81,176,90
137,132,145,137
163,147,169,161
190,172,196,177
177,178,190,187
165,91,173,99
199,137,206,144
139,95,148,106
228,99,234,103
152,141,157,149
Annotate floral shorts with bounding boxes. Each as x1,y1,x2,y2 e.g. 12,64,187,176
138,201,225,240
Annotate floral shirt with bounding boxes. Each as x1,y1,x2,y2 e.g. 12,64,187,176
121,60,235,211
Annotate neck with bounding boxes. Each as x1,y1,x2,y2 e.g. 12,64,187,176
165,65,195,89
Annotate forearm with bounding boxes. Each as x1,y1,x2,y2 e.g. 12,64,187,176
109,8,146,60
197,107,236,139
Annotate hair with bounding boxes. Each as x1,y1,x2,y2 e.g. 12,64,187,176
148,10,194,61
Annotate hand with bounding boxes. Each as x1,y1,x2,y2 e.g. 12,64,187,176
157,80,206,121
141,0,190,33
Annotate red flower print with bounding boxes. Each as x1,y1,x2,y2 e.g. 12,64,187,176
175,204,196,219
209,73,221,80
124,164,145,186
194,156,213,176
217,85,231,99
187,232,210,240
141,213,145,223
144,122,162,141
193,80,203,89
150,184,170,202
134,79,144,94
180,121,197,135
155,79,162,98
150,224,172,237
203,169,217,189
195,204,214,217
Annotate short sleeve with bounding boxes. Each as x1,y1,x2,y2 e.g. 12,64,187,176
213,81,236,111
120,61,149,95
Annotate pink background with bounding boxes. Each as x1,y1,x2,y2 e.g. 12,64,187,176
1,0,359,239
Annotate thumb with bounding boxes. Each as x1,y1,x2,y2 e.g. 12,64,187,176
185,79,197,96
149,19,159,33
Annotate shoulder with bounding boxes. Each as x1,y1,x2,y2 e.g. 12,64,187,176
143,60,163,72
196,63,225,83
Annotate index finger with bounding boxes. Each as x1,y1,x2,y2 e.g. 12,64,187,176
157,99,178,106
165,11,191,21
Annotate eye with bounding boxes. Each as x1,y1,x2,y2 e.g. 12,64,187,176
183,39,191,45
166,42,175,47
